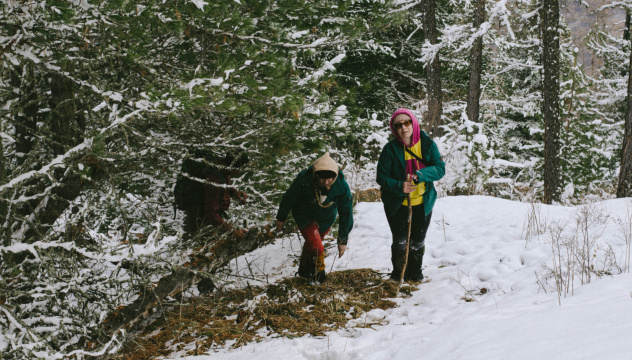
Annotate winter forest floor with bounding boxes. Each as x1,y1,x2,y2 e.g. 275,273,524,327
115,196,632,360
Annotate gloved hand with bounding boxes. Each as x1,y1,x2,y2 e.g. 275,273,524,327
338,244,347,257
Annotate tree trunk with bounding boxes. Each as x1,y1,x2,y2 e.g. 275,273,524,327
624,11,630,42
13,64,39,164
617,11,632,198
0,121,5,230
9,61,85,242
0,121,5,185
422,0,444,137
542,0,562,204
49,61,78,155
466,0,485,123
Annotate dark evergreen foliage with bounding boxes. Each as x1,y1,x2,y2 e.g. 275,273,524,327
0,0,627,357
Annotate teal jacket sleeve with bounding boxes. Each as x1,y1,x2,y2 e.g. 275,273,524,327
336,180,354,245
415,140,445,183
276,174,301,222
376,143,405,196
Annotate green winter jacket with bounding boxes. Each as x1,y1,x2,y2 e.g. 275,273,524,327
377,131,445,217
276,168,354,245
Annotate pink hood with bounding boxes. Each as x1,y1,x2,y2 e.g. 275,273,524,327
389,108,421,147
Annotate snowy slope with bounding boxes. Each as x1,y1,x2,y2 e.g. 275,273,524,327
171,196,632,360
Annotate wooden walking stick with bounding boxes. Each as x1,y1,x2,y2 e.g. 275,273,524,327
399,175,413,284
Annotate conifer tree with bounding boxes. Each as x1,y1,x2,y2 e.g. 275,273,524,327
618,7,632,197
422,0,445,136
466,0,486,124
585,2,631,198
0,1,410,357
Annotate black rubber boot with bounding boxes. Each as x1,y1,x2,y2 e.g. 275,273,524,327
297,250,315,279
390,248,406,281
312,252,327,283
404,246,425,282
315,270,327,284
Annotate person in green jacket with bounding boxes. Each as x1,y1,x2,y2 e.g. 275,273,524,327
276,152,354,283
377,108,445,281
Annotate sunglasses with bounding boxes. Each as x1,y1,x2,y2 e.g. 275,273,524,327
393,120,412,130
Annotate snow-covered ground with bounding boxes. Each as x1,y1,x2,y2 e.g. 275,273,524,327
171,196,632,360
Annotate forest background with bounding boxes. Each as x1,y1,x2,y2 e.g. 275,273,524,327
1,0,632,358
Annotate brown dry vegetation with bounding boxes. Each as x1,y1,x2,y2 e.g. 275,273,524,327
113,268,418,359
354,188,381,203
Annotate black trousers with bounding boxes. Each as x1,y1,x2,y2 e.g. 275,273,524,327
386,205,432,280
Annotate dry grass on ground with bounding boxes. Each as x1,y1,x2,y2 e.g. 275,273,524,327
115,268,417,359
